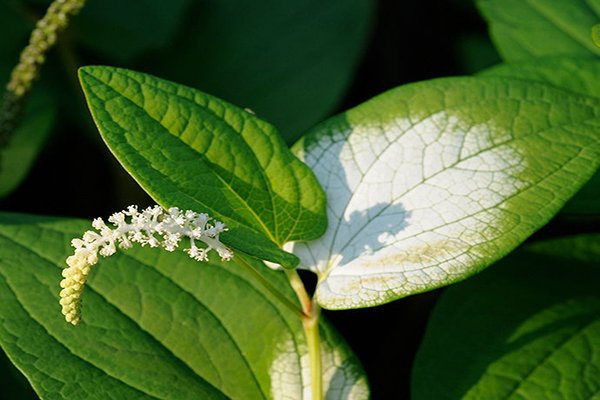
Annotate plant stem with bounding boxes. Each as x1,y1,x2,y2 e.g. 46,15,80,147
232,254,307,319
233,258,324,398
304,300,323,400
285,269,323,400
284,269,312,312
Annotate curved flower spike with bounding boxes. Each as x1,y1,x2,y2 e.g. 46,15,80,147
60,205,233,325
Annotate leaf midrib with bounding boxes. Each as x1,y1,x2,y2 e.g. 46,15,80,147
89,69,279,243
14,221,308,399
318,88,600,280
0,233,189,399
0,273,163,400
0,228,233,399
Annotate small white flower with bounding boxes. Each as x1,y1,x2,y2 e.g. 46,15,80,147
60,204,233,325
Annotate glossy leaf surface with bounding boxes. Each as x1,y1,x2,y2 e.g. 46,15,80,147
79,66,327,268
289,76,600,309
0,212,368,399
413,234,600,399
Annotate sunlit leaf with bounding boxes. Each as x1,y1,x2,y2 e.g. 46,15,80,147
413,234,600,399
477,0,600,60
289,76,600,309
479,57,600,215
139,0,375,141
79,66,327,268
0,212,368,399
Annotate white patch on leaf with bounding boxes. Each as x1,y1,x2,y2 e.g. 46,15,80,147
269,335,369,400
289,112,528,308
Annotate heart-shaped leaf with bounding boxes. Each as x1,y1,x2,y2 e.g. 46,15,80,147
477,0,600,60
0,212,368,399
79,66,327,268
288,76,600,309
412,234,600,399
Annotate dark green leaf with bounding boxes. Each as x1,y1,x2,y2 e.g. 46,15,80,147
138,0,375,141
413,234,600,399
70,0,191,62
0,90,55,199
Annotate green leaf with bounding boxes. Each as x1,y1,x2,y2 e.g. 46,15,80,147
79,66,327,268
412,234,600,399
479,57,600,216
593,24,600,48
68,0,191,62
0,90,55,199
289,76,600,309
0,212,368,399
479,57,600,98
455,33,502,75
476,0,600,60
137,0,375,141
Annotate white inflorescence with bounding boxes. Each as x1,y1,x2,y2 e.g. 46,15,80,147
60,205,233,325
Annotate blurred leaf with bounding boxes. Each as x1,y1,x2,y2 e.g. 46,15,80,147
593,24,600,47
0,1,55,199
0,90,56,199
455,33,502,74
288,76,600,309
480,57,600,215
66,0,192,62
477,0,600,60
0,212,369,399
138,0,375,142
79,66,327,268
412,234,600,399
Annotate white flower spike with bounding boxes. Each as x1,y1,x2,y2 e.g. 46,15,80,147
60,205,233,325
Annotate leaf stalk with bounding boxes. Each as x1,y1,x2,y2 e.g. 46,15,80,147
285,269,323,400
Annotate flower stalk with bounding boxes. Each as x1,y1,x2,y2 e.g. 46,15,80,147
0,0,86,146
